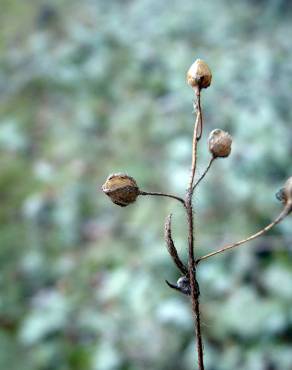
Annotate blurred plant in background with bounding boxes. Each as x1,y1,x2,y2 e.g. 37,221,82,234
0,0,291,369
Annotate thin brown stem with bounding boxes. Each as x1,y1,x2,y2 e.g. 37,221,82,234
193,157,215,191
185,199,204,370
139,190,185,205
197,205,291,264
196,91,203,140
188,89,202,191
194,293,204,368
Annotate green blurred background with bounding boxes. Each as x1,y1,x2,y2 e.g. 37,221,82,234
0,0,292,369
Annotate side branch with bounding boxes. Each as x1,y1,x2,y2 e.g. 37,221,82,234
197,204,291,264
193,157,215,191
164,214,188,275
139,191,185,205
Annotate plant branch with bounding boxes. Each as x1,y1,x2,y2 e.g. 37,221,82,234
193,157,215,191
164,214,188,275
196,204,291,264
139,190,185,205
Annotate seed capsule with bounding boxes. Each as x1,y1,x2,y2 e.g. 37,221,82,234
208,129,232,158
187,59,212,89
102,173,139,207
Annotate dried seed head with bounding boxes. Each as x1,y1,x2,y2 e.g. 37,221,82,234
187,59,212,89
208,129,232,158
102,173,139,207
283,177,292,205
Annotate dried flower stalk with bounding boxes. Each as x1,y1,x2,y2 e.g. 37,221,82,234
101,58,291,370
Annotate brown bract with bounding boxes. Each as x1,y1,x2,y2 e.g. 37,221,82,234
208,129,232,158
187,59,212,89
102,173,139,207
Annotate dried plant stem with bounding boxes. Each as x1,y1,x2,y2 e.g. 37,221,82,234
185,87,205,370
139,190,185,205
102,59,291,370
185,199,204,370
193,292,204,369
197,205,291,264
193,157,215,191
196,89,203,141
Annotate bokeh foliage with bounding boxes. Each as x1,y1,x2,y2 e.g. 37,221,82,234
0,0,292,369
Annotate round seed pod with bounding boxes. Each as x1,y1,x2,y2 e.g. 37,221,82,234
187,59,212,89
208,129,232,158
102,173,139,207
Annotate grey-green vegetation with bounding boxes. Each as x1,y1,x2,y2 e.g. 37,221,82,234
0,0,291,369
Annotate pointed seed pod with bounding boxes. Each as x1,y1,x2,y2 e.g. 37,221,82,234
102,173,139,207
187,59,212,89
208,129,232,158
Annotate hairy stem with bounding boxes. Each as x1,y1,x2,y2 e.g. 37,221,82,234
185,197,204,370
197,204,291,264
139,190,185,205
